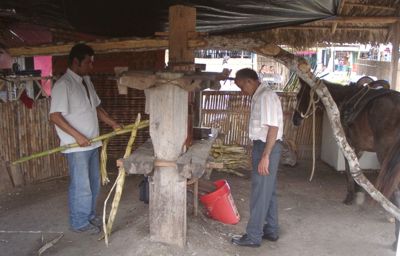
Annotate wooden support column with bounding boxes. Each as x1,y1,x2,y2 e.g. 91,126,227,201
390,21,400,90
146,6,196,247
147,72,188,247
168,5,196,72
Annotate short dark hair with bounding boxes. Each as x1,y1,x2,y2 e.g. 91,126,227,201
235,68,259,81
0,43,8,54
68,43,94,66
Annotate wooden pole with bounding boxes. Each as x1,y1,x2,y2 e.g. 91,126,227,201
147,73,188,247
168,5,196,72
320,16,400,24
147,5,196,247
390,21,400,90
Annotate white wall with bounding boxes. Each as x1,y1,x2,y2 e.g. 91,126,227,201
321,111,380,171
195,57,255,91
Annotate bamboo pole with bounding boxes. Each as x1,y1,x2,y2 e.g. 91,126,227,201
100,138,111,186
103,114,141,246
12,120,149,165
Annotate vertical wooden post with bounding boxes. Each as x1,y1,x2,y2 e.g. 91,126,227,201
168,5,196,72
390,21,400,90
146,5,196,247
168,5,196,149
147,72,188,247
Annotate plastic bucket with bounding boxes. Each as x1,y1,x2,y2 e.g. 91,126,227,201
200,179,240,224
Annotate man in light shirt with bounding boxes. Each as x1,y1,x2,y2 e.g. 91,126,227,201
50,43,121,234
232,68,283,247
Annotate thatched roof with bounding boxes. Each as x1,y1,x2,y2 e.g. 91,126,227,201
236,0,400,47
0,0,399,49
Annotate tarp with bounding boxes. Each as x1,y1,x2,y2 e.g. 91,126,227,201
61,0,339,37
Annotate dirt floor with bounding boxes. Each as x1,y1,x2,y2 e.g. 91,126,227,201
0,160,396,256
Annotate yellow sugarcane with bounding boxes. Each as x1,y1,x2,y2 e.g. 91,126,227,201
103,114,141,246
100,138,111,185
12,120,149,165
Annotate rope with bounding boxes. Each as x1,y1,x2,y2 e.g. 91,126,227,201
295,84,319,181
300,87,320,119
352,87,371,110
296,83,320,181
309,98,316,182
153,159,177,168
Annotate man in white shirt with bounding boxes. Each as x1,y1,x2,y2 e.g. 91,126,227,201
50,43,121,234
232,68,283,247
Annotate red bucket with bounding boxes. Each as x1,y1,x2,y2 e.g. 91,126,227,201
200,179,240,224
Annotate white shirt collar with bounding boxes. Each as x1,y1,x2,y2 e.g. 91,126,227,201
66,68,84,83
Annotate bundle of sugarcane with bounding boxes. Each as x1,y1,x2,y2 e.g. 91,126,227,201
102,114,141,246
13,120,149,194
211,144,250,176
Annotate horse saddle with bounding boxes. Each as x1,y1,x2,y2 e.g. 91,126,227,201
340,86,391,126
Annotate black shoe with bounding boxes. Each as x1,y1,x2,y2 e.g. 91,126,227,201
231,234,260,247
71,223,101,235
89,216,102,228
262,233,279,242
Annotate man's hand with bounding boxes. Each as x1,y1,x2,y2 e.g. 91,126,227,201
75,134,91,147
258,155,270,176
112,123,122,131
97,107,122,131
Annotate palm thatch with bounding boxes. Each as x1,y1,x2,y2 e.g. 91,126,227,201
235,0,400,47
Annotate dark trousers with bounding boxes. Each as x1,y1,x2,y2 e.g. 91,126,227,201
246,140,282,243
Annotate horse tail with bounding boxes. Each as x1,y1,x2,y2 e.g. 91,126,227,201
375,133,400,198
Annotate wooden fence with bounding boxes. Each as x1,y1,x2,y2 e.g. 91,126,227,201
0,99,67,189
200,91,322,160
0,90,322,191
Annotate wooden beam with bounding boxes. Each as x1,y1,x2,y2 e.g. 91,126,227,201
120,130,219,179
320,16,400,24
337,0,346,14
390,22,400,90
331,23,338,34
8,38,169,57
115,69,229,93
279,26,388,32
7,23,390,58
345,3,397,12
332,0,346,34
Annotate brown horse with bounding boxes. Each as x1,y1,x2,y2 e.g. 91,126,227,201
293,78,400,241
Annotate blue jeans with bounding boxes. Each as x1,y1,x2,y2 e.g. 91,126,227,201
66,148,100,230
246,140,282,243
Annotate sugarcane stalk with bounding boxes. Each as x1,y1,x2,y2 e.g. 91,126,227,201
103,114,141,246
12,120,149,165
103,168,125,246
216,168,245,177
211,143,251,175
100,138,110,186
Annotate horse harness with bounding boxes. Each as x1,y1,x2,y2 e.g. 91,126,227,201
340,85,391,127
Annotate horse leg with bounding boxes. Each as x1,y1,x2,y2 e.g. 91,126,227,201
354,151,366,205
391,188,400,250
343,151,365,205
343,158,356,205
